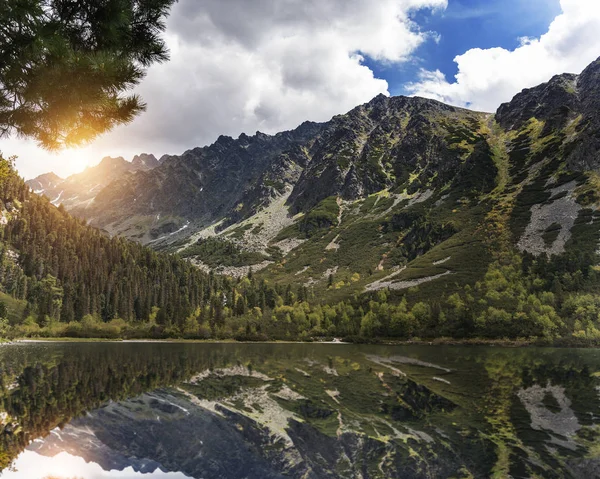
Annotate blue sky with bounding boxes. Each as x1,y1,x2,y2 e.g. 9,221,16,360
365,0,562,96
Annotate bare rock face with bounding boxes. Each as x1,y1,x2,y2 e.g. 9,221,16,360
69,94,490,242
83,121,325,233
496,55,600,171
287,95,488,213
26,154,161,210
132,153,160,169
496,73,580,132
565,57,600,171
27,172,63,194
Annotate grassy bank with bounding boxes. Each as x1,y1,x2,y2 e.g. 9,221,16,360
5,334,600,348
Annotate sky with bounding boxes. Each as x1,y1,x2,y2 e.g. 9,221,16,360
2,0,600,180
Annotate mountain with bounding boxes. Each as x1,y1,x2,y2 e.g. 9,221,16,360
57,95,490,249
25,153,161,210
73,122,325,241
6,56,600,344
132,153,161,169
27,171,63,195
0,158,242,334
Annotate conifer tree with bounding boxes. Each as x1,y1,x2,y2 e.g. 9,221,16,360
0,0,176,150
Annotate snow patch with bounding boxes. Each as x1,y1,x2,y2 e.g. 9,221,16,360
433,256,451,265
51,190,64,206
325,234,340,251
517,383,580,444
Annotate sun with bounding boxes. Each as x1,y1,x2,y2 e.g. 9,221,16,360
60,148,91,175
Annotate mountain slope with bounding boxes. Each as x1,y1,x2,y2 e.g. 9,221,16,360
75,122,325,242
26,154,161,211
61,95,489,250
13,55,600,344
1,158,224,333
169,56,600,342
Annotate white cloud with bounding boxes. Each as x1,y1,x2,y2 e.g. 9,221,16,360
2,0,446,179
407,0,600,112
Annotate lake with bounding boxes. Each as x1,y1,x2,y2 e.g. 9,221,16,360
0,342,598,478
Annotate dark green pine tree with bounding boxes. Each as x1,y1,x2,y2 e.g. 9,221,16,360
0,0,176,150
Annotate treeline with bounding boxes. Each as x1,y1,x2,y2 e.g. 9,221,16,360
1,154,600,343
0,157,218,332
0,157,349,339
178,248,600,343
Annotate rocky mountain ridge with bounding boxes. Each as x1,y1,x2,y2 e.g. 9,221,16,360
26,153,162,209
42,94,490,246
27,57,600,306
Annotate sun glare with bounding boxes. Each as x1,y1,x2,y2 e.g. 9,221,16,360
61,149,91,175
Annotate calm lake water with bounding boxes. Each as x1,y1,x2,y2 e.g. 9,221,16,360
0,342,599,479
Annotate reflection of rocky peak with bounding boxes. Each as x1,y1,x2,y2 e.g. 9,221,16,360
31,391,290,479
27,386,466,479
6,342,600,479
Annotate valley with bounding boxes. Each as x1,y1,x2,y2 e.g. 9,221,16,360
6,56,600,344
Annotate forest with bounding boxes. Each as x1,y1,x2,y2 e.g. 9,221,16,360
0,152,599,345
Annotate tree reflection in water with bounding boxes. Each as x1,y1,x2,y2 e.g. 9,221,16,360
0,343,599,479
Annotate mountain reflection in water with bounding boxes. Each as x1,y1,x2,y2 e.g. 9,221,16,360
3,450,190,478
0,342,599,479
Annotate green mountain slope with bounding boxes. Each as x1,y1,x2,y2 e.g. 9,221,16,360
6,56,600,343
176,57,600,343
0,157,231,337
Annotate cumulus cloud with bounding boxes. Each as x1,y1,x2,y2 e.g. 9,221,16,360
407,0,600,112
5,0,446,179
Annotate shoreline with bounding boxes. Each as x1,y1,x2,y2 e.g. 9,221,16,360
10,338,350,345
3,337,599,348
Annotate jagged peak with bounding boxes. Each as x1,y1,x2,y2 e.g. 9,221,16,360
132,153,159,167
496,72,580,131
215,134,234,145
29,171,62,182
370,92,389,103
579,55,600,79
349,93,473,120
98,156,127,168
578,55,600,106
255,131,270,141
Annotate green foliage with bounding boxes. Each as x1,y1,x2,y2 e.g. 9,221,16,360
297,196,340,238
383,212,457,265
2,89,600,346
0,155,222,333
0,0,176,149
180,237,268,267
226,224,253,240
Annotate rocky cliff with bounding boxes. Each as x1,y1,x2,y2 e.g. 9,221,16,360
26,153,161,210
27,57,600,308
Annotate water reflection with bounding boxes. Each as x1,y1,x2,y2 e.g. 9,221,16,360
4,450,190,478
0,342,599,478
